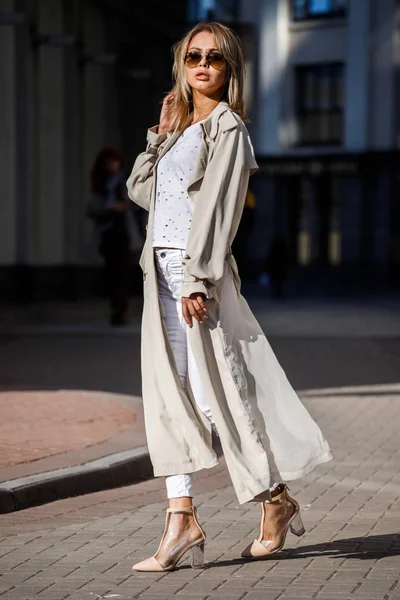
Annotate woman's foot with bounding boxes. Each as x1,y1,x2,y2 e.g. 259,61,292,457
132,506,206,572
241,484,305,559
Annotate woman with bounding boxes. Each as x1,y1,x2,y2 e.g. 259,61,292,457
126,22,332,572
87,147,132,326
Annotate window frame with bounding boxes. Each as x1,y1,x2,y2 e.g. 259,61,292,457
295,62,345,147
291,0,348,22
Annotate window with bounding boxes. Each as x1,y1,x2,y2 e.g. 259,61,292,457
292,0,348,21
295,63,345,146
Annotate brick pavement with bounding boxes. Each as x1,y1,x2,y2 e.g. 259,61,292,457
1,386,400,600
0,390,134,468
0,392,146,484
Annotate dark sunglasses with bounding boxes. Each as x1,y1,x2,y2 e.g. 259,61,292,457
184,51,225,71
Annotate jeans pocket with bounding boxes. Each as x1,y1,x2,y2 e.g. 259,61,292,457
166,259,184,299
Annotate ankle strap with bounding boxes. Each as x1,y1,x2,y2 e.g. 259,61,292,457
265,484,289,503
167,506,195,514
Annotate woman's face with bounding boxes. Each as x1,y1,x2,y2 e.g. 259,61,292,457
185,31,227,100
106,158,121,174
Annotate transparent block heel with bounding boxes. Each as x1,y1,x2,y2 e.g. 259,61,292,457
241,484,305,559
191,541,205,569
132,507,206,572
290,511,305,537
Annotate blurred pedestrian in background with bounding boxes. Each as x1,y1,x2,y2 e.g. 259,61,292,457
87,147,138,326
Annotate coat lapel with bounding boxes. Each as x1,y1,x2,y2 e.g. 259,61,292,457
157,102,231,197
187,102,230,194
187,134,208,194
157,130,181,161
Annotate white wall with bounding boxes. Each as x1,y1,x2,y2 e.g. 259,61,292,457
288,23,347,64
256,0,288,154
345,0,370,151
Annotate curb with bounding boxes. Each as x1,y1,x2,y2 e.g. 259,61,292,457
0,446,153,514
0,433,223,514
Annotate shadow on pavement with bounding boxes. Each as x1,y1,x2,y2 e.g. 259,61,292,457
1,335,400,399
192,533,400,569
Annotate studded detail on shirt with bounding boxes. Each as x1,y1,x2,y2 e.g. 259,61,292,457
152,122,203,250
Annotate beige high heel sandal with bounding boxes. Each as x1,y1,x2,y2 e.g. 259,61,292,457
132,506,206,572
241,484,305,559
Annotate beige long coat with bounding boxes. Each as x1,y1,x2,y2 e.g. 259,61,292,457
127,102,333,504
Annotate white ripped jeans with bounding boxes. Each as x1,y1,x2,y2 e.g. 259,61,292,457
155,248,279,499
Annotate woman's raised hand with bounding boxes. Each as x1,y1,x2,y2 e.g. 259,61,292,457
182,293,208,328
159,92,177,134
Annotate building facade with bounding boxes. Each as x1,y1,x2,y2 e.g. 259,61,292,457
213,0,400,292
0,0,186,300
2,0,399,300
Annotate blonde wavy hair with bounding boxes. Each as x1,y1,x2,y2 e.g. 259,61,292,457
166,21,248,130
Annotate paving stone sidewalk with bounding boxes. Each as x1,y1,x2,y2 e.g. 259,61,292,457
1,385,399,600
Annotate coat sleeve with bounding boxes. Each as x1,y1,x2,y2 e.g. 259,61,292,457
181,122,258,299
126,126,168,211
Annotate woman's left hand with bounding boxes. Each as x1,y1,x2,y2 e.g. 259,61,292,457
182,293,208,328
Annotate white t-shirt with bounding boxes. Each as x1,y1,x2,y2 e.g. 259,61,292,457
152,122,203,249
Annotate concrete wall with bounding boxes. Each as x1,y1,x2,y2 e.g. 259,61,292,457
36,0,65,265
0,0,108,269
0,0,17,266
368,0,397,149
81,1,107,264
255,0,289,154
63,0,83,266
345,0,370,150
0,0,132,273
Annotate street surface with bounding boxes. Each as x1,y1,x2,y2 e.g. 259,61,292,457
0,297,400,599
